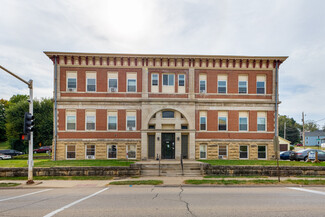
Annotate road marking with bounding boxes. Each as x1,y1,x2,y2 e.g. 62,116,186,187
0,189,52,202
43,187,109,217
287,187,325,196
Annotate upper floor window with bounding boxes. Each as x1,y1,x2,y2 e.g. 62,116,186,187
67,72,77,92
162,111,174,118
66,111,76,131
256,75,266,94
126,111,136,131
218,112,228,131
238,75,248,94
127,72,137,92
199,74,206,93
200,116,206,131
108,72,118,92
239,112,248,131
86,72,96,92
152,74,158,86
163,74,174,86
108,111,117,130
257,112,266,131
178,74,185,87
218,75,227,94
86,111,96,130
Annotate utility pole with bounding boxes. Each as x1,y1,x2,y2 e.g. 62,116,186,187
274,61,280,182
0,65,34,184
302,112,305,149
284,121,286,140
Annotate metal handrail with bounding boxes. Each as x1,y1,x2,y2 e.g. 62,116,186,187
158,155,161,176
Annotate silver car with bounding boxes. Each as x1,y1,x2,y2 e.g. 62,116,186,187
0,153,12,160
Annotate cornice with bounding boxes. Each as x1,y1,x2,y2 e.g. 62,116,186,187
44,51,288,70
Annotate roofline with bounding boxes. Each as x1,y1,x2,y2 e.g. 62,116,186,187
43,51,288,62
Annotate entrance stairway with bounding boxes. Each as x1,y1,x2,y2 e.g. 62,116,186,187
136,160,204,177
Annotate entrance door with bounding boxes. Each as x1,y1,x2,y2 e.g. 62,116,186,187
148,135,155,159
181,135,188,159
161,133,175,159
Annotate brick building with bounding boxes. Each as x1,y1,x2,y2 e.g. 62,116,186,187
45,52,287,161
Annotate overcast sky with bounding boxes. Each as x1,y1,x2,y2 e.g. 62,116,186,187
1,0,325,126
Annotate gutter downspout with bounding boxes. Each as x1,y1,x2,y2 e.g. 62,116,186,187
54,56,58,161
275,61,280,182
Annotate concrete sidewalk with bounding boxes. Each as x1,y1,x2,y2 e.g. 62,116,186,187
2,176,325,188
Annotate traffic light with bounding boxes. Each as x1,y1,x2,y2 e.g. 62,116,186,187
20,134,30,141
24,112,34,135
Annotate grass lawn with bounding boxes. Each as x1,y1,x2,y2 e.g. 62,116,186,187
199,160,325,167
109,180,163,185
0,159,135,167
0,176,113,180
0,141,10,150
184,179,325,185
204,175,268,178
0,183,21,187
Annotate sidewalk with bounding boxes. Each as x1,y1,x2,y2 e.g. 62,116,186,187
2,176,325,188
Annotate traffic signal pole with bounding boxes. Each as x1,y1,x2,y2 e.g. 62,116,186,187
0,65,34,184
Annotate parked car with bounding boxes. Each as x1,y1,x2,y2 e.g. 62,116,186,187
280,151,295,160
296,144,303,147
33,146,52,154
0,153,12,160
0,149,24,156
289,149,325,161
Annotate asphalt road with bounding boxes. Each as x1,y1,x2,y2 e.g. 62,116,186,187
1,186,325,217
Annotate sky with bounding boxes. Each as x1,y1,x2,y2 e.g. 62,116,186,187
0,0,325,126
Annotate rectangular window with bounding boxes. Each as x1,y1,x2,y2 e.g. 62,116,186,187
86,72,96,92
127,79,136,92
108,114,117,130
258,145,267,159
218,115,227,131
238,81,247,94
239,117,248,131
67,72,77,91
218,81,227,93
178,74,185,86
239,145,248,159
127,144,136,159
200,144,207,159
86,145,95,159
108,79,118,92
66,111,76,131
200,117,206,131
257,112,266,131
199,80,206,93
181,125,188,129
152,74,158,86
127,111,136,131
162,111,174,118
86,111,96,130
163,74,174,86
66,145,76,159
256,75,266,94
148,125,155,129
218,145,227,159
107,145,117,159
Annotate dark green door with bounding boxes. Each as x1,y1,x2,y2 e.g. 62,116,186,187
161,133,175,159
148,135,155,159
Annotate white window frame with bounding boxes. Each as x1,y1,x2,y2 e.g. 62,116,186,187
199,144,207,159
239,117,248,131
85,144,96,159
199,80,206,93
107,144,117,159
127,144,137,159
86,73,96,92
108,78,118,92
218,80,227,94
86,112,96,131
66,112,76,131
152,73,159,86
126,115,136,131
258,145,267,160
239,145,249,159
178,74,185,87
200,116,207,131
66,145,76,160
127,78,137,92
108,112,118,131
67,72,77,92
218,116,228,131
218,145,228,159
162,74,175,86
238,81,247,94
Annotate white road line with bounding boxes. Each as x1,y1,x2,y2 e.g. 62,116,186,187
287,187,325,196
43,187,109,217
0,189,52,202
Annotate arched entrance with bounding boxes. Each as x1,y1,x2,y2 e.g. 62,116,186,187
146,109,190,160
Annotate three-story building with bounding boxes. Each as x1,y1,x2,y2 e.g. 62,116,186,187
45,52,287,161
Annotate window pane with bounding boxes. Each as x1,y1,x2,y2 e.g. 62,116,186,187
218,117,227,131
109,79,117,88
163,74,168,85
239,117,248,131
238,81,247,94
152,74,158,86
128,79,136,92
168,74,174,86
218,81,227,93
257,117,266,131
219,145,227,157
86,116,95,130
67,145,76,159
108,116,117,130
87,78,96,91
256,81,265,94
127,116,136,130
200,80,206,92
162,111,174,118
200,145,207,159
67,116,76,130
127,144,136,158
68,78,76,89
86,145,95,156
239,146,248,159
108,145,117,159
179,75,185,86
258,146,266,159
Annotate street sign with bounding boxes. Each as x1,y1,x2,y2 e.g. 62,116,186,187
308,151,316,160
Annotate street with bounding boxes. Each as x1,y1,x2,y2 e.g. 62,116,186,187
0,185,325,217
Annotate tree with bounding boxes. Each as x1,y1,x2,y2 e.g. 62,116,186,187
0,99,9,141
278,115,301,144
304,120,319,132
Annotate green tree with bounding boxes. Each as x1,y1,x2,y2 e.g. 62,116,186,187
278,115,301,144
304,120,319,132
0,99,9,141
